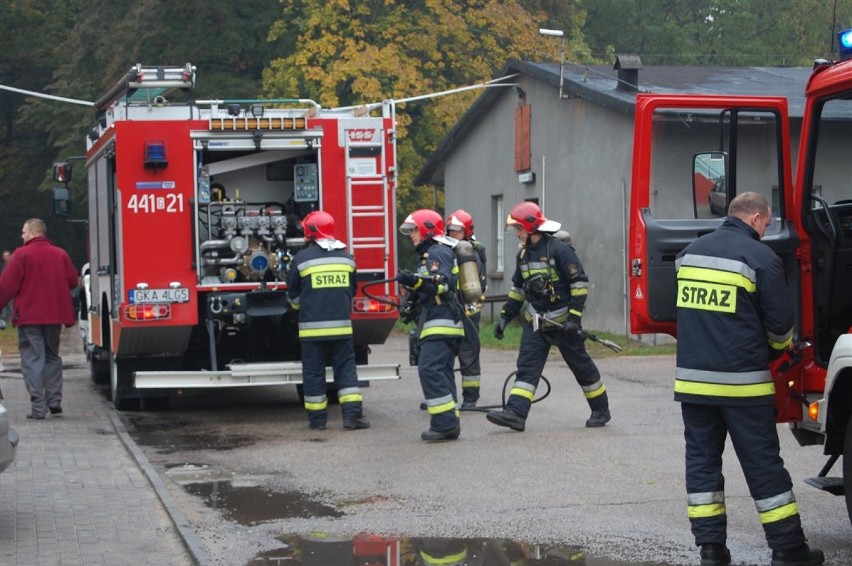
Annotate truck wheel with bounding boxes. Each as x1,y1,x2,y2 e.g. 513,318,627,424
844,415,852,527
89,347,109,385
110,356,140,411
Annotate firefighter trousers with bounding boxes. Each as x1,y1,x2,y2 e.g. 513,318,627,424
301,338,363,426
418,337,461,433
457,312,481,403
681,402,806,551
505,323,608,419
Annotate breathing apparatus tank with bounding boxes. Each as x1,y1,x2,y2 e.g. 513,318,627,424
454,239,483,303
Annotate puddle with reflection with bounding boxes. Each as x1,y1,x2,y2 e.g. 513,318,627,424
126,415,254,453
183,481,342,525
249,534,665,565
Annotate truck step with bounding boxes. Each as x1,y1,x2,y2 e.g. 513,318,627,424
803,476,845,496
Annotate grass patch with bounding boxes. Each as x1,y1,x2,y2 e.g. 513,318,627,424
394,319,676,357
0,325,18,355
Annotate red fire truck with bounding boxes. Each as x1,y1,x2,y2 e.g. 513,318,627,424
627,33,852,523
53,64,400,410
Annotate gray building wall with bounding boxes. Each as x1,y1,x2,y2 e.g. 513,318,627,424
445,77,634,334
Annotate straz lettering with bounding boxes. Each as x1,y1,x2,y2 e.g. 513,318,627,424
677,281,737,313
311,272,349,288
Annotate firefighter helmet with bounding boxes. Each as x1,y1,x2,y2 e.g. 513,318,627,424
446,209,474,239
302,210,335,241
506,201,561,234
399,209,444,239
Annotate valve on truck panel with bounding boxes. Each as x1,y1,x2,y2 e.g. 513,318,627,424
199,200,296,284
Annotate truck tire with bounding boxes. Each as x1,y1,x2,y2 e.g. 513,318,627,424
110,356,140,411
844,415,852,527
88,347,109,385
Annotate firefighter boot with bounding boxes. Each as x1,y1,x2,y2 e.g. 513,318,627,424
461,388,478,409
770,544,825,566
486,409,526,432
585,409,611,428
343,417,371,430
699,544,731,566
421,426,460,442
308,410,327,430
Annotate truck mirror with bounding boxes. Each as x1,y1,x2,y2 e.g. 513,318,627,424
53,186,71,216
693,152,728,219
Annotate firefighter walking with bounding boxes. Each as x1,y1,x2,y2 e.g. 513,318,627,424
675,192,823,566
287,211,370,431
398,209,465,442
487,201,611,432
445,209,486,408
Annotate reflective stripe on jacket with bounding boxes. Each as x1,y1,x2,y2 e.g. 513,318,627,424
675,216,793,405
501,234,589,323
411,240,463,340
286,241,356,341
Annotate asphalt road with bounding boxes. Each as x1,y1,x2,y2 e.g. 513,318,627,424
110,333,852,566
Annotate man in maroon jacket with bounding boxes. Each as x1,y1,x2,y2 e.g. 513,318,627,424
0,219,78,419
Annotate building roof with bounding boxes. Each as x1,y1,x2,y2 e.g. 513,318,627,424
415,59,814,186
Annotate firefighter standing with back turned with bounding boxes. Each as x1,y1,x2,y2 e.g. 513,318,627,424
445,209,486,408
487,201,611,432
287,211,370,431
398,209,465,442
675,192,823,566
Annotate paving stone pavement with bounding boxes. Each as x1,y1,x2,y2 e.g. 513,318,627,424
0,328,196,566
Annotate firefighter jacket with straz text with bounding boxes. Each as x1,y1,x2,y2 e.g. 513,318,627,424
409,239,464,340
674,216,794,406
286,239,357,341
501,234,590,324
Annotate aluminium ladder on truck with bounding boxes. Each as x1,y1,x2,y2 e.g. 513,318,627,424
344,102,396,296
93,63,196,113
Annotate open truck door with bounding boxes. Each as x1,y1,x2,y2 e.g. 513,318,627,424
628,49,852,526
627,94,803,423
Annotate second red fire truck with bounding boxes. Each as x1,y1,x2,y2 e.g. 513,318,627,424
628,30,852,523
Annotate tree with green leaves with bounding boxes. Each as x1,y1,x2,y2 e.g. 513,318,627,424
263,0,589,217
581,0,851,66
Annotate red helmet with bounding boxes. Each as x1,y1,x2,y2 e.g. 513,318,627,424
507,201,560,235
399,209,444,239
302,210,335,241
446,209,474,239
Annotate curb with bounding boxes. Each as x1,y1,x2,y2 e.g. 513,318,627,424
106,409,214,566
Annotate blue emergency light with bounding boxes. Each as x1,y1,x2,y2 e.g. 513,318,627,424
144,140,168,169
840,28,852,62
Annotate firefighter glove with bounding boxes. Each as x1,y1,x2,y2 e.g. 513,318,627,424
562,316,581,335
493,317,509,340
399,302,420,324
396,271,419,288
